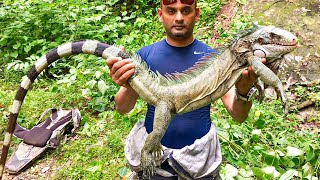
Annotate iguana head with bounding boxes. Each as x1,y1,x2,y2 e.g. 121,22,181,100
249,26,298,62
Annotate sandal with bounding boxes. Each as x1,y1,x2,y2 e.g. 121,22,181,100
5,108,81,174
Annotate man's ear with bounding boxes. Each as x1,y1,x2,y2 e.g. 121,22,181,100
195,7,200,22
157,8,163,23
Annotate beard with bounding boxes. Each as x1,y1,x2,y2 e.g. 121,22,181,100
165,22,195,40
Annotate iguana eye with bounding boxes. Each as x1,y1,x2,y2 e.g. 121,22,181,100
270,32,280,39
257,38,264,44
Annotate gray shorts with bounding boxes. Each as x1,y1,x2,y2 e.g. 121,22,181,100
125,120,222,179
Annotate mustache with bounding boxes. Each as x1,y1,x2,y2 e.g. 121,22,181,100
172,23,187,27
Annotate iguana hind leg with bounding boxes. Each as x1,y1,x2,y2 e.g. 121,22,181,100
249,56,289,114
141,101,173,179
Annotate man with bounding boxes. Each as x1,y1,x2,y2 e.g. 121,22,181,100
106,0,262,179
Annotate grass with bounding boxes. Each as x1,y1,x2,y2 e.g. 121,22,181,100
0,75,148,179
212,97,320,179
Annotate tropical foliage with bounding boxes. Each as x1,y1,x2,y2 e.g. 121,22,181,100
0,0,318,179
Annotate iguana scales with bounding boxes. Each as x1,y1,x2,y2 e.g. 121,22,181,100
0,25,297,179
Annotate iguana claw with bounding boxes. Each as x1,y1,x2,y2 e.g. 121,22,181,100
141,136,163,179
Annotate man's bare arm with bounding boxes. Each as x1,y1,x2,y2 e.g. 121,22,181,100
106,56,138,114
114,86,139,114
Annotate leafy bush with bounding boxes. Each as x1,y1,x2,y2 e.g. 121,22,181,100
0,0,162,76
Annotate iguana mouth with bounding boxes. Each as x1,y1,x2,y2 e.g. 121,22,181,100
259,37,298,47
273,41,298,46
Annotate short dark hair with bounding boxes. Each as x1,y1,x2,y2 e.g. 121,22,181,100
160,0,197,8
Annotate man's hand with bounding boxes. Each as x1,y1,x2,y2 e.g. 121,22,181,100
106,56,135,87
235,58,267,95
222,58,267,122
106,56,138,114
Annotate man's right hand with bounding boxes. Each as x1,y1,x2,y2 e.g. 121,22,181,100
106,56,135,87
106,56,138,114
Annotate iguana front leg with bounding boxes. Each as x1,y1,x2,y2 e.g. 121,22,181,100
254,78,265,102
141,101,174,179
248,55,289,114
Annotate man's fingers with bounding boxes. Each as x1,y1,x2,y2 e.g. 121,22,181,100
245,57,266,79
107,58,135,86
247,66,258,80
112,62,135,81
236,58,266,93
242,69,249,77
109,59,132,76
106,56,121,69
115,69,135,86
241,66,257,85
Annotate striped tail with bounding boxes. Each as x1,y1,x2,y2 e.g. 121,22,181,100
0,40,130,178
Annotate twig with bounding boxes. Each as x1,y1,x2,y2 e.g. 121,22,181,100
289,99,315,111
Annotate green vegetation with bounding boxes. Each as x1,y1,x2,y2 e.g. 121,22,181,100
0,0,319,179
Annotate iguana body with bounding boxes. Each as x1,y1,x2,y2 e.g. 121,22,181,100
0,25,297,179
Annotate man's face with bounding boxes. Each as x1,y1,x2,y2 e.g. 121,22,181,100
158,0,200,40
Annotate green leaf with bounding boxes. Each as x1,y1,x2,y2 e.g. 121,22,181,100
10,51,18,58
80,123,92,137
252,167,265,179
121,11,127,16
286,146,304,157
239,168,254,178
13,43,21,49
279,169,298,180
276,150,285,157
252,129,261,135
98,80,108,95
237,161,247,169
306,146,315,161
24,46,31,53
253,119,265,129
218,131,229,142
86,79,97,88
87,165,101,172
95,71,102,78
117,166,130,177
49,86,59,93
302,162,314,176
262,151,279,166
14,63,20,70
262,166,280,178
6,62,17,70
224,164,238,177
93,98,106,112
253,145,265,151
288,160,295,168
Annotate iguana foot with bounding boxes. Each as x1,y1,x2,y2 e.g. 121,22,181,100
141,143,163,179
275,87,289,115
254,79,265,103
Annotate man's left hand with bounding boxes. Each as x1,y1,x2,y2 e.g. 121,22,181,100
235,58,267,95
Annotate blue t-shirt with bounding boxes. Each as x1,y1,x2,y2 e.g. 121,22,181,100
137,39,218,149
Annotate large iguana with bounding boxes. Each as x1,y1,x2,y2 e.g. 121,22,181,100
0,25,297,179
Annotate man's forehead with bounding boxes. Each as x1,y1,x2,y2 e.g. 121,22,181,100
161,0,196,6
